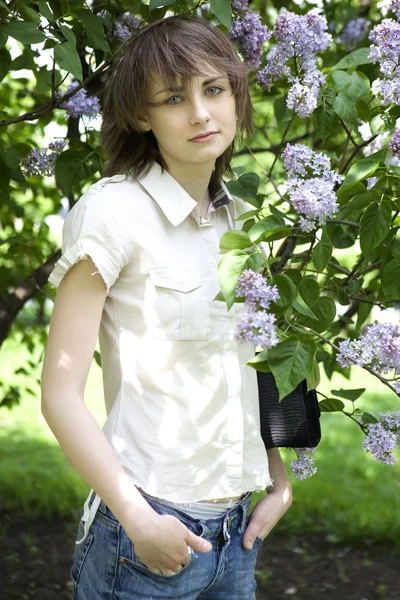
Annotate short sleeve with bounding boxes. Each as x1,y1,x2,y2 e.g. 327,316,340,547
48,191,131,296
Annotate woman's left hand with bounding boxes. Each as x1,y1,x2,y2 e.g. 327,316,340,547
243,484,293,550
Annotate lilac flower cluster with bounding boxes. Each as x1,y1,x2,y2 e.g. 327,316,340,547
233,269,280,349
378,0,400,19
58,81,101,119
256,11,331,118
339,18,370,49
369,19,400,106
337,323,400,387
112,12,141,41
228,10,271,67
232,0,248,12
21,140,67,177
281,144,342,232
389,129,400,157
290,447,318,480
362,411,400,465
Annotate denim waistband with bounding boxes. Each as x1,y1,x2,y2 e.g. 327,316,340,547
78,487,253,546
124,488,253,539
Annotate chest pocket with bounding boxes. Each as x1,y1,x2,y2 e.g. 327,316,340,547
146,268,211,341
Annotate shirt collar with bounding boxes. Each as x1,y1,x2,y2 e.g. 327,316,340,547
135,161,235,226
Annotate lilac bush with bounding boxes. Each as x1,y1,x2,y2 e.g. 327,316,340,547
21,140,67,177
58,81,101,119
281,143,342,231
228,10,271,67
256,11,331,118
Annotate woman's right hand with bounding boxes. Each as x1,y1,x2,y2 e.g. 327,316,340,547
124,512,213,575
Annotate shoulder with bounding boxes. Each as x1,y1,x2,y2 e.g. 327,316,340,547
67,174,150,225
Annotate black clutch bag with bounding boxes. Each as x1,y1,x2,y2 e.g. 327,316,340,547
257,371,321,449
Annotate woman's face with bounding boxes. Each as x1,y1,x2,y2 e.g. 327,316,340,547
138,65,237,174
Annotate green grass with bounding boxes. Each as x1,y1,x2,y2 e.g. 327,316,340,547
1,330,400,548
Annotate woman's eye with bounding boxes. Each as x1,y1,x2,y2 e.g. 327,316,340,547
207,86,224,95
166,96,181,104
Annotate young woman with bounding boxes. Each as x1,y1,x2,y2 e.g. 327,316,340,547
41,14,293,600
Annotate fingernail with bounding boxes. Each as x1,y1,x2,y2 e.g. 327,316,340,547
245,542,253,550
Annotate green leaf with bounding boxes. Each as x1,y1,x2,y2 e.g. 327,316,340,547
341,158,379,188
319,398,345,412
355,301,373,333
6,21,45,44
247,215,286,243
306,358,320,391
312,230,332,272
38,1,54,21
0,25,8,49
149,0,176,10
293,298,318,320
272,273,297,308
331,48,373,70
217,250,248,310
360,200,391,254
54,42,83,80
381,258,400,301
333,93,359,130
361,412,379,424
297,296,336,333
80,9,111,53
210,0,232,28
55,147,100,195
247,350,270,372
299,278,320,307
268,338,316,400
314,105,336,141
59,24,76,45
243,252,265,273
0,48,11,83
237,172,260,197
331,71,370,101
219,230,252,253
331,388,365,401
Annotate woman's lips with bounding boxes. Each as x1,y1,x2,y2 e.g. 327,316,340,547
190,132,218,143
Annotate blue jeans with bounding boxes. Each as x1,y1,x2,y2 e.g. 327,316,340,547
70,489,264,599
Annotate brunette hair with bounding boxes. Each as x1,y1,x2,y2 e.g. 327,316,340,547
100,14,255,196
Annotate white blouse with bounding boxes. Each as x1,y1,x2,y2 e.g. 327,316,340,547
48,161,273,503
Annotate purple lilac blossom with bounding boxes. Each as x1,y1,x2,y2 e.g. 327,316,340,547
232,0,248,12
379,411,400,442
228,11,271,68
21,140,67,177
389,129,400,157
378,0,400,19
59,81,101,119
369,19,400,106
290,448,317,480
234,311,279,349
235,269,280,311
281,144,342,231
113,12,141,41
339,18,370,49
337,323,400,387
363,423,398,465
233,269,280,349
256,11,331,118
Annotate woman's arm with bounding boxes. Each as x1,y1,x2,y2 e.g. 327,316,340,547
243,448,293,550
41,257,157,536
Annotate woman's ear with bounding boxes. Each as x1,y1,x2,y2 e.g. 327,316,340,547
137,113,152,133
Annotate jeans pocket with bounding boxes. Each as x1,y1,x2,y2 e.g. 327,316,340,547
118,550,193,580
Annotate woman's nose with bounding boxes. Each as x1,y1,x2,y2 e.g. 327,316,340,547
189,97,211,123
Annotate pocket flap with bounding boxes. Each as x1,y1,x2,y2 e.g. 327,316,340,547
148,268,202,293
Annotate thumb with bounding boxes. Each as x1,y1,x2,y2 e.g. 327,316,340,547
186,530,213,553
243,528,258,551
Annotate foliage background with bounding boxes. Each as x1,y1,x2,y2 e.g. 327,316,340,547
0,0,400,547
